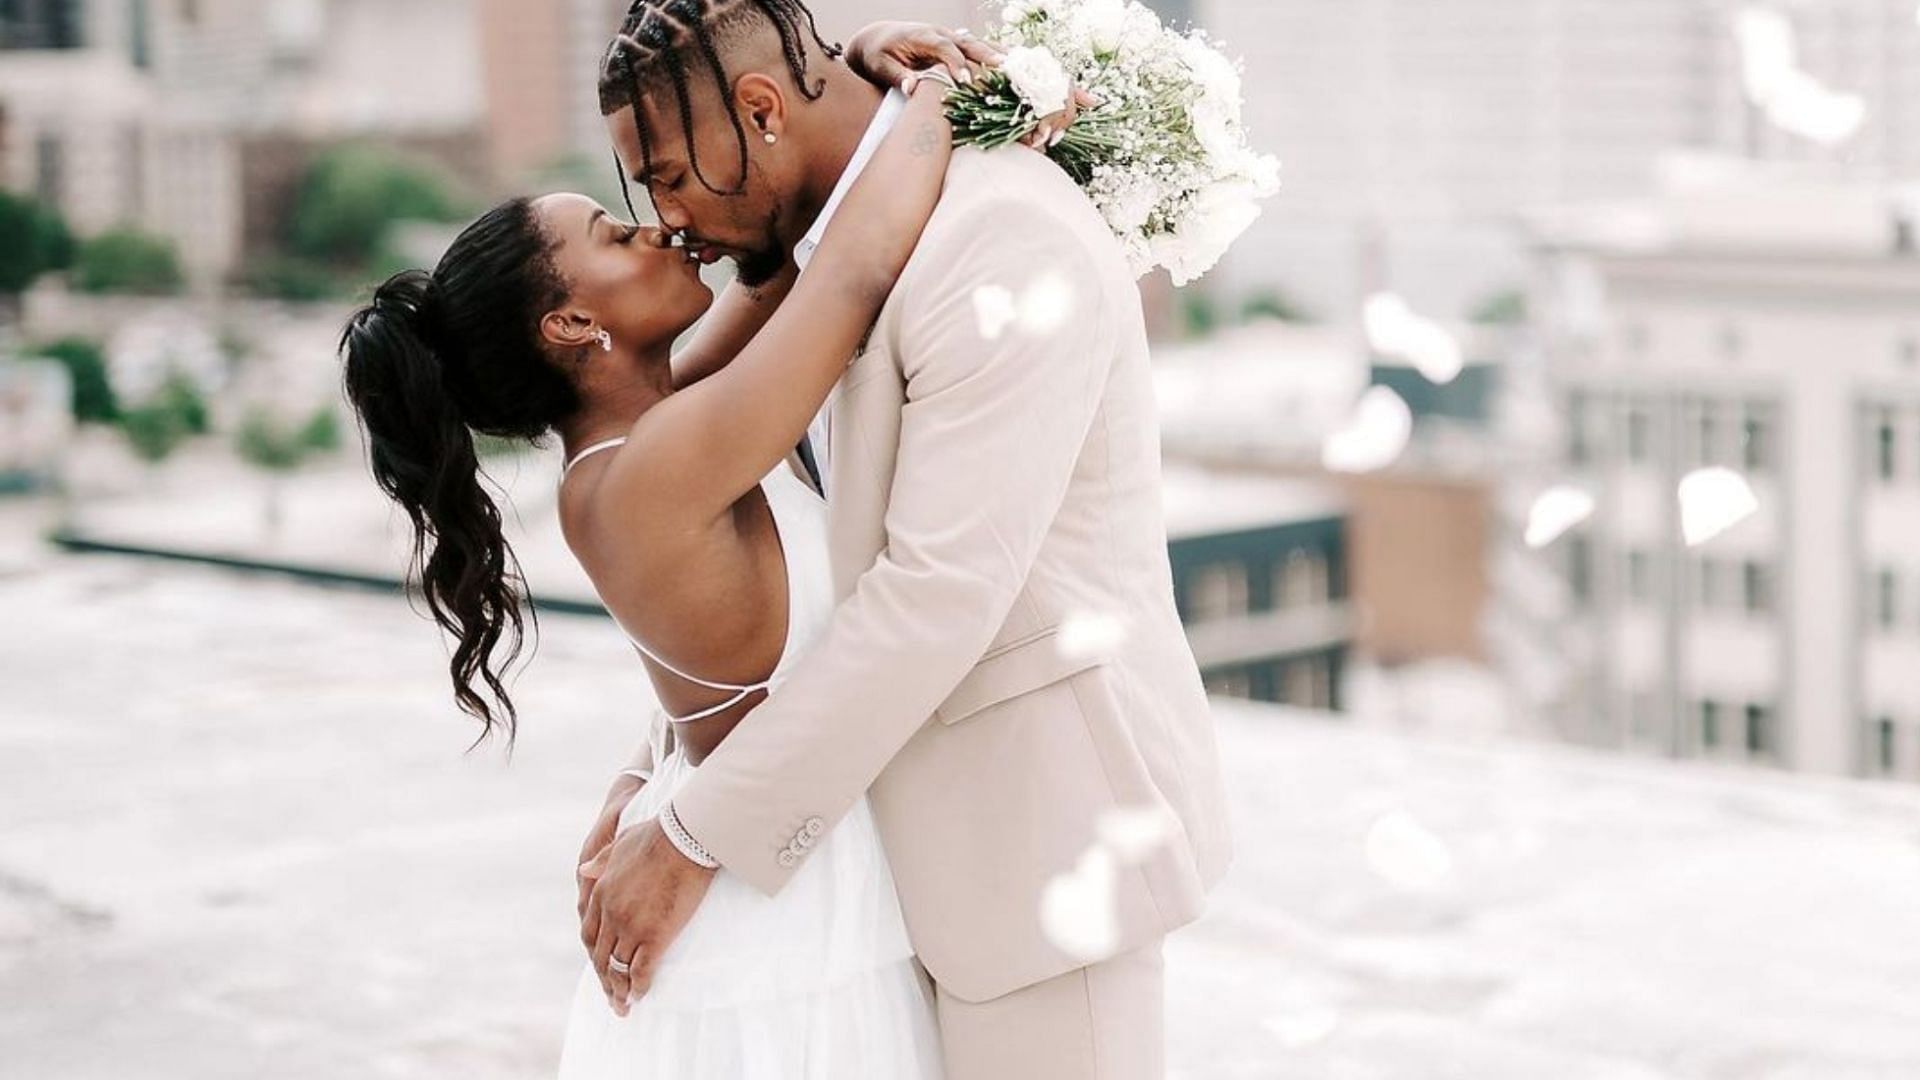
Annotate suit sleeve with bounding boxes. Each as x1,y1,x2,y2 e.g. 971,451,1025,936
667,197,1119,896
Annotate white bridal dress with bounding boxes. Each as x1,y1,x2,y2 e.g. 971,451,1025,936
554,445,944,1080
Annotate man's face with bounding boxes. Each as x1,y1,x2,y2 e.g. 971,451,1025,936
607,95,791,288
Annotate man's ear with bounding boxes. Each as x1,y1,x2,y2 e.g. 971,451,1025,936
734,72,789,140
541,307,599,353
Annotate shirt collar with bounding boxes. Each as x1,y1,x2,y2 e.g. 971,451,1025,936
793,87,909,275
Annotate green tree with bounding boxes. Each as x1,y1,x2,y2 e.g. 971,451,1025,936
0,191,75,300
288,145,467,269
154,372,211,435
73,228,186,295
236,404,339,534
29,338,117,423
1181,291,1222,339
1239,289,1313,325
120,402,190,463
1470,289,1528,326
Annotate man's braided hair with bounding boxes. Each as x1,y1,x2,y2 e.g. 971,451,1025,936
598,0,843,219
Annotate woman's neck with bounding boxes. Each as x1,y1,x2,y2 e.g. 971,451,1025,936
559,352,674,458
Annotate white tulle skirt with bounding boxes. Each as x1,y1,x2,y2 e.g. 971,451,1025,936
555,746,945,1079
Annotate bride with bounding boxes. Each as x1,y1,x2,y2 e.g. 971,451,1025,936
338,20,1081,1078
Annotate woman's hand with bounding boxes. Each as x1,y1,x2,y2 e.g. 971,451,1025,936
845,20,1102,150
576,773,646,919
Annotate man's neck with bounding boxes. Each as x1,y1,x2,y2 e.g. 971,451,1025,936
789,71,885,251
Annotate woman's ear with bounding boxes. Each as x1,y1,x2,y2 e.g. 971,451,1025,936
734,72,788,141
540,307,600,353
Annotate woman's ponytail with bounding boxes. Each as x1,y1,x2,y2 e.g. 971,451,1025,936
342,269,533,748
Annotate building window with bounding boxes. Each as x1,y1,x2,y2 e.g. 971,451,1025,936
33,131,64,208
1696,557,1723,612
1568,391,1592,466
1625,402,1652,465
1745,703,1772,758
1204,668,1252,700
1281,656,1332,710
1742,561,1774,616
1742,403,1774,473
1875,407,1900,483
1692,400,1722,468
1700,699,1721,749
1187,563,1249,623
1875,569,1901,631
1276,550,1328,610
1875,716,1898,775
1626,549,1652,604
1567,535,1593,606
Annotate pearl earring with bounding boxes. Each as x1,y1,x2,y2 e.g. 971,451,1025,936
763,131,777,145
595,330,613,353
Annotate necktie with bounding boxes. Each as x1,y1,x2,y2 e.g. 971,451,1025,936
795,433,825,498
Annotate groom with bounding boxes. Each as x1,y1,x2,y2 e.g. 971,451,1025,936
582,3,1230,1075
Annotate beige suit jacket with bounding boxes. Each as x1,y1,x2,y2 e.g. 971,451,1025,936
670,144,1233,1004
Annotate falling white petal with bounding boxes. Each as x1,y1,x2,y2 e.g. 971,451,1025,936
1096,805,1176,863
1525,486,1596,549
1057,610,1129,660
1321,386,1413,474
1363,292,1464,385
1039,846,1121,961
1735,7,1867,146
1018,271,1076,335
1678,467,1760,547
1365,810,1454,891
972,285,1019,341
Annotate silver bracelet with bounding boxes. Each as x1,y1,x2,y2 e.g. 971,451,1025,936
659,800,720,869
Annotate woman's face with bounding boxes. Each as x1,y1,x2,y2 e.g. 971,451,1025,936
532,192,713,357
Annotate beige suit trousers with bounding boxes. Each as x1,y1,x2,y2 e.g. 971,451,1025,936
929,937,1166,1080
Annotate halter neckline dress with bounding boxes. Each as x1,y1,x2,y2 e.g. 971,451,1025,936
553,437,944,1080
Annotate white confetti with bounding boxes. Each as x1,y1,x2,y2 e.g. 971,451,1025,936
1524,486,1596,549
1735,8,1866,145
1321,386,1413,474
1096,804,1176,863
1364,292,1464,385
971,272,1077,342
1365,810,1454,892
1057,610,1129,661
1678,467,1759,547
1039,846,1121,961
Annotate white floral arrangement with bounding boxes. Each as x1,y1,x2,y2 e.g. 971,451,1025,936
944,0,1281,285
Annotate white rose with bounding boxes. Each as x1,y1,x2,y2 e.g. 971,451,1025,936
1188,93,1239,160
1098,174,1162,236
1175,34,1243,111
1071,0,1129,53
1151,179,1264,286
1001,45,1073,116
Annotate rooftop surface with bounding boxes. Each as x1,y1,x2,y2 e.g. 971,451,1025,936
3,555,1918,1079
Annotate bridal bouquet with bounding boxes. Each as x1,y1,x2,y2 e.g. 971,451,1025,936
944,0,1281,285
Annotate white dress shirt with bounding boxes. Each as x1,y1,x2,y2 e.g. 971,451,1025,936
793,87,910,492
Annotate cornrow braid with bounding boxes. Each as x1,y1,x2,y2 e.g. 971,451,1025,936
599,0,843,208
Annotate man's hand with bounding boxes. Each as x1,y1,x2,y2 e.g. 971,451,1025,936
575,773,646,919
577,817,717,1016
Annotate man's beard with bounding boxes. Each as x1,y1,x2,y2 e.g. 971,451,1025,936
732,242,789,289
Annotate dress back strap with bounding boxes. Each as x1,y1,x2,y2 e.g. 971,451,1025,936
562,436,630,481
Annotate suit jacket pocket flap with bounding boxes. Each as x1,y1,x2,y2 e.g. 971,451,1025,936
935,626,1108,726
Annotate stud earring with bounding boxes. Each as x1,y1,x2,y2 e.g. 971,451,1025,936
763,131,777,145
595,329,613,353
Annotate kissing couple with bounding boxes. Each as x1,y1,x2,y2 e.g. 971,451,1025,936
339,2,1231,1077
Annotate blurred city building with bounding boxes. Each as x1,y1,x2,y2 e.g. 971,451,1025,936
1199,0,1918,322
1531,162,1920,780
1163,464,1350,710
